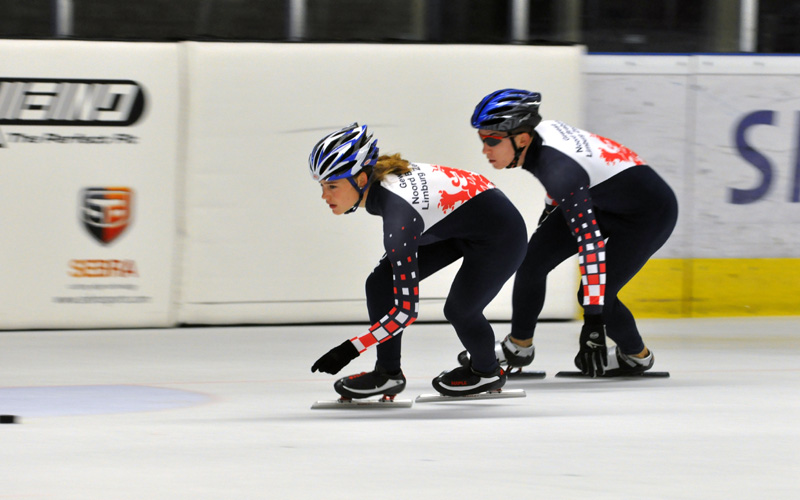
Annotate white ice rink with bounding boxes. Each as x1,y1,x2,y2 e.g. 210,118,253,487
1,317,799,499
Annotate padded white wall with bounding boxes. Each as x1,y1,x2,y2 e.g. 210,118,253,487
0,40,181,329
177,43,584,325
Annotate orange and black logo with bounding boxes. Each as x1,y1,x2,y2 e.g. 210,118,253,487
80,187,133,245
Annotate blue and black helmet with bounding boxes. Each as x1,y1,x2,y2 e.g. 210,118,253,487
309,123,379,182
471,89,542,132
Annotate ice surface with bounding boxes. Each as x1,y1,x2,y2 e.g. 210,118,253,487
1,317,798,499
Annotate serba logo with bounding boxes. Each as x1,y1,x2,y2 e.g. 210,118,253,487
0,78,145,126
68,259,139,278
80,187,133,245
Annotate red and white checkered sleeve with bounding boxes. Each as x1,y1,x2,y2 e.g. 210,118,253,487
350,219,421,353
561,185,606,316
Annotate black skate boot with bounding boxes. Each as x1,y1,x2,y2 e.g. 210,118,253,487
573,345,655,377
334,365,406,400
432,365,506,397
457,334,535,368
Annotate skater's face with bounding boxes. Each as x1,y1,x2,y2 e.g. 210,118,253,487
478,130,529,169
319,172,367,215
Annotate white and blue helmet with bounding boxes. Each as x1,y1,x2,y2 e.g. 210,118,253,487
309,123,379,182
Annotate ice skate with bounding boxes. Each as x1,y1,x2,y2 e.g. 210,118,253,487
311,394,413,409
457,335,544,378
312,366,411,409
431,365,506,396
334,366,406,399
557,346,669,378
607,346,654,376
416,366,525,402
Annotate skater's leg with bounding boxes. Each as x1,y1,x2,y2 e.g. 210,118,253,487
596,202,678,355
510,209,577,341
580,166,678,356
365,242,463,372
444,235,527,373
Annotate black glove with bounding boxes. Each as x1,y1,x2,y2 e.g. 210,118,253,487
577,314,608,377
537,203,557,226
311,340,360,375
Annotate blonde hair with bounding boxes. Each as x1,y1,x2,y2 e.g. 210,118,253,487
370,153,412,183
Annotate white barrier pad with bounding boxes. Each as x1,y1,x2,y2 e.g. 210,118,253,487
178,43,583,324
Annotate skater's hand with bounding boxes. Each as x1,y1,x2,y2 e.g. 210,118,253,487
311,340,360,375
577,314,607,377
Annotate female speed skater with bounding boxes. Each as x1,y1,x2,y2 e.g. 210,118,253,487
308,122,528,397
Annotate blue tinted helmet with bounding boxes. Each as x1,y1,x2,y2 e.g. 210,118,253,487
309,123,379,182
471,89,542,132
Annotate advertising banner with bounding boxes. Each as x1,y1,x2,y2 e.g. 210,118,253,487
0,40,180,329
692,55,800,258
585,54,800,316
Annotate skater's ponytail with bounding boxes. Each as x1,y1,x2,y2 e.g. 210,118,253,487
370,154,412,183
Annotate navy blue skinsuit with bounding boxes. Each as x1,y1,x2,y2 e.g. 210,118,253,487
511,120,678,355
352,162,527,374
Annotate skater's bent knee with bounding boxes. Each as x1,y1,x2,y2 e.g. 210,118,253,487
443,301,481,327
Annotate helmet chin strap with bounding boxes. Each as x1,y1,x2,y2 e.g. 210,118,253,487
344,174,369,214
504,135,526,169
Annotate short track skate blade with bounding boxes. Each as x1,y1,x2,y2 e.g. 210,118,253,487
507,369,546,379
555,370,670,379
311,397,413,409
414,388,526,403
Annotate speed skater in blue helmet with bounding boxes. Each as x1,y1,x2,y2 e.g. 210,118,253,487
471,89,542,169
468,87,679,379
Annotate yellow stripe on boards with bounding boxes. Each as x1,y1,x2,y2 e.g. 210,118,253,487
617,258,800,318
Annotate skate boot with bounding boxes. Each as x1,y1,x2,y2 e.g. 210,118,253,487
334,366,406,400
609,346,654,376
432,365,506,397
457,334,535,368
574,345,654,377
